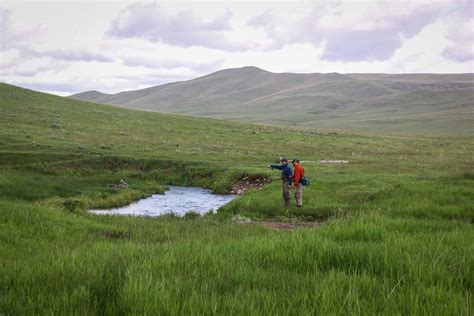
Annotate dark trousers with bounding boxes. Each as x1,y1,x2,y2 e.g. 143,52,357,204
282,181,291,208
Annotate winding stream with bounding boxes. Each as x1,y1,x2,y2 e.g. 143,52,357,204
90,186,237,217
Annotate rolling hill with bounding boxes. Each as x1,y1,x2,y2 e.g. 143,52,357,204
70,66,474,134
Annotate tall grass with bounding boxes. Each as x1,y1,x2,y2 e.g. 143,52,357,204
1,202,472,314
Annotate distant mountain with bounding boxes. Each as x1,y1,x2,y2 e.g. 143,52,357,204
70,66,474,134
70,90,110,102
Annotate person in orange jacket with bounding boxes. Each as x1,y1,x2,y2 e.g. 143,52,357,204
291,159,305,207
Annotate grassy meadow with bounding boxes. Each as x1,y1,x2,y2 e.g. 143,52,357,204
0,83,473,314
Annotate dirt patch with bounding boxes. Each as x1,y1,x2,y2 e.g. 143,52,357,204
240,220,325,231
92,230,130,240
230,174,272,195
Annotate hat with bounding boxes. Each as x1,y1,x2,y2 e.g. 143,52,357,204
279,157,288,162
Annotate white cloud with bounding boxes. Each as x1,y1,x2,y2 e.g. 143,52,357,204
247,1,445,61
441,1,474,62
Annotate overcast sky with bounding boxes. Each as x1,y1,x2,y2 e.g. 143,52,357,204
1,0,473,96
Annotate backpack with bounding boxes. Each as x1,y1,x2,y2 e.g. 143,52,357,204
301,176,311,186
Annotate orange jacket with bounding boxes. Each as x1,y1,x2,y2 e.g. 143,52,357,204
293,164,305,188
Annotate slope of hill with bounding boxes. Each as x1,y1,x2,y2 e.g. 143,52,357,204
70,67,474,134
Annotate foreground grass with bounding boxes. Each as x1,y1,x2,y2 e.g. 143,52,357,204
0,83,473,314
1,202,472,314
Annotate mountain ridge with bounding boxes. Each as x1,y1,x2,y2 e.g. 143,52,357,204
67,66,474,134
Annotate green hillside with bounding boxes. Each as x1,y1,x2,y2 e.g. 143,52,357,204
70,67,474,134
1,83,473,314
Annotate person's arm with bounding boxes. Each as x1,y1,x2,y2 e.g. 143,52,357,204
270,164,284,170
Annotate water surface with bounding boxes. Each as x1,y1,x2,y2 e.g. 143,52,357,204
91,186,237,217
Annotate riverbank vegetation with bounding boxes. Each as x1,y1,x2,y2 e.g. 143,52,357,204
1,83,472,314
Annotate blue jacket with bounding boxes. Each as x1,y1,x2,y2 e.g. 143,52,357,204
271,164,293,184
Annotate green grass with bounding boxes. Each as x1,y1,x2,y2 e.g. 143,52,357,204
1,83,473,314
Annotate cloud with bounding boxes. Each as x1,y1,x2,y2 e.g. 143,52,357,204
122,55,224,74
0,8,41,51
1,57,67,77
442,1,474,62
27,48,114,63
1,7,113,69
105,1,461,63
107,3,247,51
0,47,113,78
248,2,443,61
322,5,441,61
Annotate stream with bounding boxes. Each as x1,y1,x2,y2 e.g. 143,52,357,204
90,186,237,217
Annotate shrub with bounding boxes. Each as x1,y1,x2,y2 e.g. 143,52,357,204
63,198,79,212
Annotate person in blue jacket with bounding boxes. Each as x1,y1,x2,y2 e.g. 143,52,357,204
268,157,293,208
